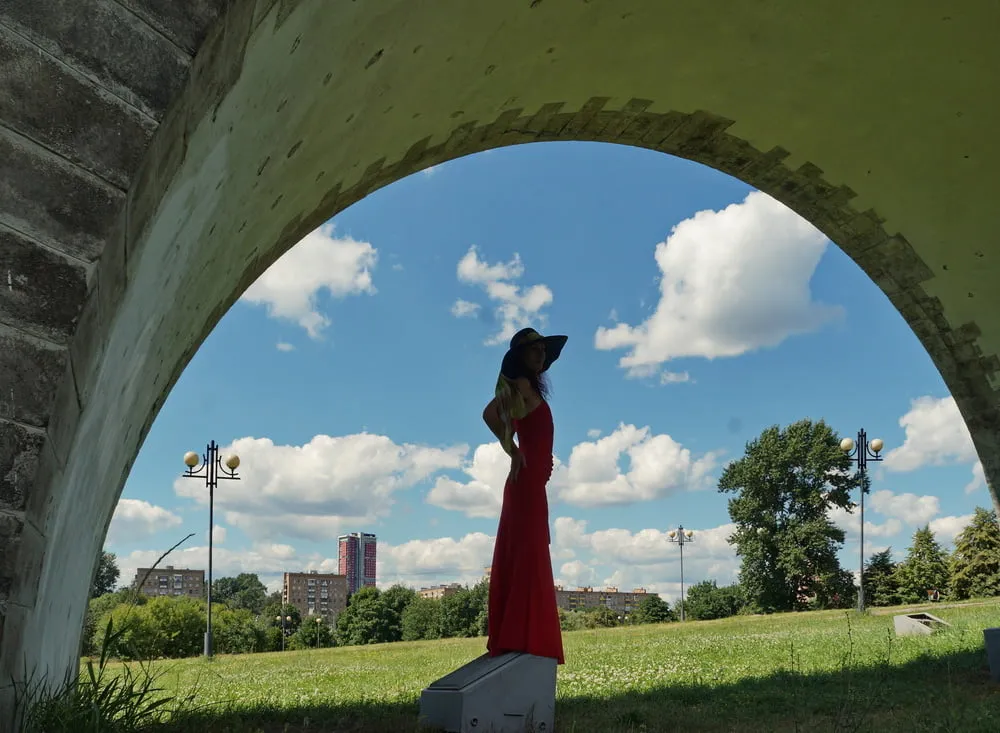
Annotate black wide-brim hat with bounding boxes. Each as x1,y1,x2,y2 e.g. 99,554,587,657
500,327,568,378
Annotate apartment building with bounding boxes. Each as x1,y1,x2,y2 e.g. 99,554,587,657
282,570,348,623
132,566,204,599
338,532,377,595
554,585,649,616
417,583,463,600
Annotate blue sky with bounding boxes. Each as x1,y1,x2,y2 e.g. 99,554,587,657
106,142,989,601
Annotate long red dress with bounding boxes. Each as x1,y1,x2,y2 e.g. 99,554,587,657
487,399,565,664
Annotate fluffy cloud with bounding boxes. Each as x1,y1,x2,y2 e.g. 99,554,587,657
175,433,467,543
929,514,976,546
453,245,554,345
554,424,719,507
375,533,496,588
594,191,842,378
884,395,978,472
867,489,940,526
106,499,183,544
427,424,719,516
550,518,741,602
241,223,377,338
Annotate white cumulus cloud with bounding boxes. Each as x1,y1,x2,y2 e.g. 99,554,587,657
174,433,467,543
427,424,719,516
453,245,554,345
594,191,842,378
884,396,979,476
106,499,183,545
241,223,377,338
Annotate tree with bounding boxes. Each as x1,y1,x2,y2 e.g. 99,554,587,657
632,594,674,624
214,608,266,654
894,525,950,603
683,581,745,621
949,507,1000,600
401,597,442,641
380,584,418,642
212,573,267,614
290,615,334,649
91,551,120,598
863,548,900,607
335,586,393,646
439,587,483,638
719,419,859,613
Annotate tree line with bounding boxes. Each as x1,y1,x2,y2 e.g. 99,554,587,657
86,418,1000,659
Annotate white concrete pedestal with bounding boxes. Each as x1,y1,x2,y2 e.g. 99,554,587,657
418,652,557,732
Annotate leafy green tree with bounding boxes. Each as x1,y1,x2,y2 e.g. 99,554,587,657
440,586,483,638
81,588,146,656
401,597,442,641
949,507,1000,600
380,584,418,642
894,525,951,603
683,581,745,620
212,573,267,614
214,607,266,654
583,606,620,628
91,551,120,598
468,579,490,636
863,548,900,607
335,586,392,645
719,419,859,613
290,615,334,649
632,594,675,624
144,596,206,658
96,604,161,660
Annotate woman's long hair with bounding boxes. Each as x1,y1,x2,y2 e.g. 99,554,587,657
502,347,551,400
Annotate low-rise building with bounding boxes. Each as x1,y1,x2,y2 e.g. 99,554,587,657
418,583,463,600
132,566,204,599
554,585,649,617
283,570,348,623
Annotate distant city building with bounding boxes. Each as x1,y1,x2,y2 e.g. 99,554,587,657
282,570,348,623
555,585,649,617
132,566,204,599
483,566,492,583
418,583,463,600
338,532,377,594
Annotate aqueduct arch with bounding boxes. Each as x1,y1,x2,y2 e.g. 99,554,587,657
1,0,998,712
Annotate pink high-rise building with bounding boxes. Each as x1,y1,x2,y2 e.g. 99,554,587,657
338,532,377,595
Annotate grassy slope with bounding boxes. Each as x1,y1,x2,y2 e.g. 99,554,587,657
116,600,1000,732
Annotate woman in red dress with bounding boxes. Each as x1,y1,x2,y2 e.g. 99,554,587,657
481,327,567,665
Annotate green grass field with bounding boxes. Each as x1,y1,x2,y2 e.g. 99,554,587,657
112,601,1000,732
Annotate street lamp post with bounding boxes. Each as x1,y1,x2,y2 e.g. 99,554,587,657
182,440,241,659
276,614,291,652
668,526,695,622
840,429,884,614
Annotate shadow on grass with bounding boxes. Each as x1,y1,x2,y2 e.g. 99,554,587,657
153,646,999,733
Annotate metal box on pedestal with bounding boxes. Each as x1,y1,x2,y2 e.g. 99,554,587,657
418,652,557,732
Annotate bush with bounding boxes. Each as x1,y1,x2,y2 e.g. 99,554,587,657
214,608,266,654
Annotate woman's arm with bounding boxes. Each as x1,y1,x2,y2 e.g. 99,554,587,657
482,398,517,456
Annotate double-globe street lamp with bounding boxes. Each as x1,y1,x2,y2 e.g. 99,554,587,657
840,429,884,614
668,526,695,622
276,614,292,652
182,440,241,659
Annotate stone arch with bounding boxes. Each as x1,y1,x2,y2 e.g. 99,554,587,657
1,0,998,715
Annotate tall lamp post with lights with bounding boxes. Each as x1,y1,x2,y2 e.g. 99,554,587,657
668,526,695,622
276,614,292,652
840,429,884,613
182,440,241,659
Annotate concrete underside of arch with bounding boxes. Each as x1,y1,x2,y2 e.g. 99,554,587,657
1,0,998,717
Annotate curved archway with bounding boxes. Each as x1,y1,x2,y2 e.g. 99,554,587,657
1,0,998,710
